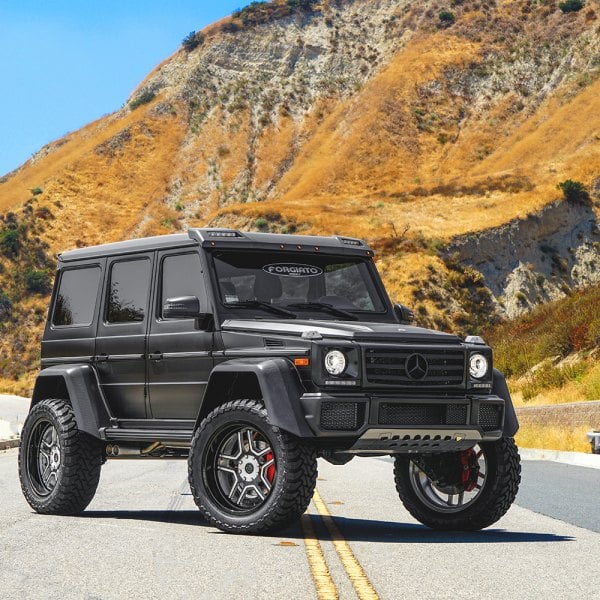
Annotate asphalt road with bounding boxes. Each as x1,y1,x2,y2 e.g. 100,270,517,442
0,448,598,600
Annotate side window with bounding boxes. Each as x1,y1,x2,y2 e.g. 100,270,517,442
53,266,101,327
160,253,205,318
107,259,151,324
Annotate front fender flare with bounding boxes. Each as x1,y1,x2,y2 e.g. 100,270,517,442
199,358,312,438
31,365,110,439
492,368,519,437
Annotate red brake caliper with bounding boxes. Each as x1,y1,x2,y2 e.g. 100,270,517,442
460,448,478,492
265,452,275,483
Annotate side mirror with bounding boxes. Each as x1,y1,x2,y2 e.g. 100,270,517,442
163,296,202,319
394,303,415,324
163,296,213,330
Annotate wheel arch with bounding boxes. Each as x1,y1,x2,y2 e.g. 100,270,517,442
492,368,519,437
196,358,312,438
31,365,110,439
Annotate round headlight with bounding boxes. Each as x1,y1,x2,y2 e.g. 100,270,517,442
469,353,489,379
324,350,347,376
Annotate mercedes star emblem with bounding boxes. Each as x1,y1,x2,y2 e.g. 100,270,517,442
405,353,428,380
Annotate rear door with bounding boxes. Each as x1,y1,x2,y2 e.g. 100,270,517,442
147,250,213,420
95,253,154,419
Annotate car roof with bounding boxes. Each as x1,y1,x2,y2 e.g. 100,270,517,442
59,229,372,262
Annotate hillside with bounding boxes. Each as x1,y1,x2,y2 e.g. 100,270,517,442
1,0,599,393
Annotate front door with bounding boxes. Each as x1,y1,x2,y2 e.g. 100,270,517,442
95,253,154,419
147,250,213,420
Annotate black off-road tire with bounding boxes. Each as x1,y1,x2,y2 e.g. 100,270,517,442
19,399,103,515
394,437,521,531
188,399,318,535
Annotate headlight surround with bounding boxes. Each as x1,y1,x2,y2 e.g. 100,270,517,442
469,353,489,379
324,350,347,376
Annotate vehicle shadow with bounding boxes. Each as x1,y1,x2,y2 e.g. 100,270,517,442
79,510,573,543
315,516,574,544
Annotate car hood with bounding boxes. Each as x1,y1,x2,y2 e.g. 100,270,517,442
221,319,462,344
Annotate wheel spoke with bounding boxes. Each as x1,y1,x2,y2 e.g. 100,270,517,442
219,453,239,462
217,465,237,476
41,462,51,485
245,429,254,453
228,480,241,501
255,445,272,458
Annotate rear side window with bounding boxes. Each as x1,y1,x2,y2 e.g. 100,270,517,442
53,266,101,327
160,253,205,318
107,259,151,323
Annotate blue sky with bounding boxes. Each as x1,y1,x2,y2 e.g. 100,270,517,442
0,1,243,177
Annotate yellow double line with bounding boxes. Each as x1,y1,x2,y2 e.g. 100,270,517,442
301,489,379,600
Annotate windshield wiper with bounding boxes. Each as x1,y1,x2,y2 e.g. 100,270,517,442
285,302,359,321
224,300,297,318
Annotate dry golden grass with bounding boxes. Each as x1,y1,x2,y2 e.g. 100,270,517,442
516,424,592,454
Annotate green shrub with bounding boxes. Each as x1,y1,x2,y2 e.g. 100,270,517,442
221,21,241,33
255,217,268,231
129,90,156,111
439,10,456,24
559,0,584,13
182,31,204,52
515,291,528,303
30,187,43,196
557,179,590,204
486,284,600,378
0,227,20,257
521,362,587,401
286,0,318,7
24,269,51,294
0,290,11,321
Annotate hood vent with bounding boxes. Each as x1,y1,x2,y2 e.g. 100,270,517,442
264,338,286,348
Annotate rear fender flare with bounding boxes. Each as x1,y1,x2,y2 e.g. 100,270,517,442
31,365,110,439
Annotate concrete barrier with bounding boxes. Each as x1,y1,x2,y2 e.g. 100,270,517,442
516,401,600,430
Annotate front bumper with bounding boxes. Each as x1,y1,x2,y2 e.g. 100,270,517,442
300,392,505,453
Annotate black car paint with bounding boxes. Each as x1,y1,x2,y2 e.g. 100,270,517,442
33,228,518,451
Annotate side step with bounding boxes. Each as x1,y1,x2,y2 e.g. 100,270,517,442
102,428,194,444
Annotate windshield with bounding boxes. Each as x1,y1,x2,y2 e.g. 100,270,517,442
212,251,388,319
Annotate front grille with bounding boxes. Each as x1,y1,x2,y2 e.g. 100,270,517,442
478,403,503,431
378,403,468,426
364,347,465,387
320,402,365,431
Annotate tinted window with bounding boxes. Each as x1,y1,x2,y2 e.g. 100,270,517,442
107,259,151,323
161,253,205,318
325,263,377,311
53,267,101,326
213,252,385,314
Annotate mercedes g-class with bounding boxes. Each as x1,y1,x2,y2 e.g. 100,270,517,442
19,229,521,534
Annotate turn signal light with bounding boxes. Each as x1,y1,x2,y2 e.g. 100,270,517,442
294,357,310,367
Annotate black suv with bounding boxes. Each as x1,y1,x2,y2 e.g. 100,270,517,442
19,229,521,534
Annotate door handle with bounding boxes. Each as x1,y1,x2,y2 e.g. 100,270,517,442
95,354,109,363
149,352,163,361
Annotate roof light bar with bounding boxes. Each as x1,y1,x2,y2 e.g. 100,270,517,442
340,237,364,246
207,230,243,238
